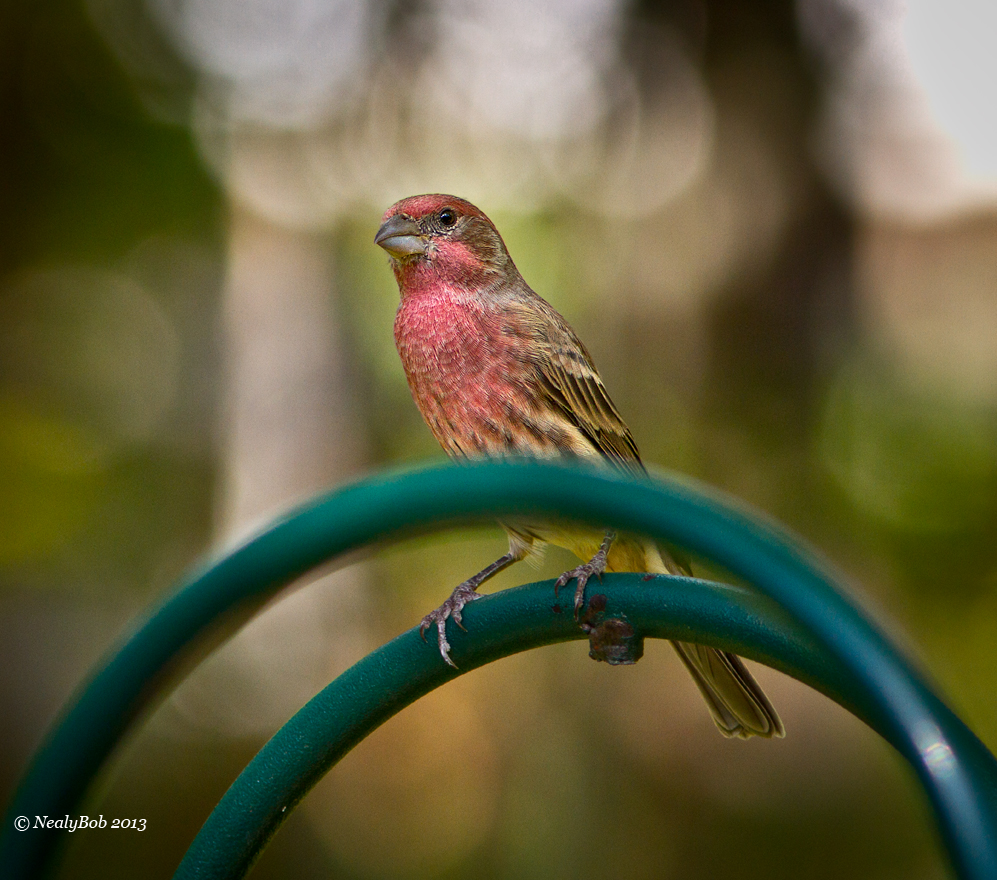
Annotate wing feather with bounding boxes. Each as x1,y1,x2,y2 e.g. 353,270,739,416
501,292,644,476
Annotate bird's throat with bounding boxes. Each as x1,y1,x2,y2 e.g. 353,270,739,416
393,240,499,299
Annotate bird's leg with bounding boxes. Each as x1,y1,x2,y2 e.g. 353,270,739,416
554,530,616,620
420,550,523,668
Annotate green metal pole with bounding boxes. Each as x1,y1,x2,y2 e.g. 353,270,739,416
171,572,941,879
3,461,996,879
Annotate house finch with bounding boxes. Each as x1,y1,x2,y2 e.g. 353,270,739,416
376,194,783,739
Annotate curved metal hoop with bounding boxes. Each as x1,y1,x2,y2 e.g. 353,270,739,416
3,461,997,880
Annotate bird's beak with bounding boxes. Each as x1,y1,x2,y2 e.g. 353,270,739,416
375,215,427,258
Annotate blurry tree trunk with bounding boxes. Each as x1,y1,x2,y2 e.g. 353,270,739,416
697,0,857,410
633,0,857,512
165,207,370,738
218,207,361,533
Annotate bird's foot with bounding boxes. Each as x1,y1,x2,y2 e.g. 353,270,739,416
419,582,483,668
555,551,610,621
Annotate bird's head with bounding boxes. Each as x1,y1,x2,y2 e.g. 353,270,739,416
375,194,515,293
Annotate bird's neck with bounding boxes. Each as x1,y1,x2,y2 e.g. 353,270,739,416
394,281,487,331
393,281,500,369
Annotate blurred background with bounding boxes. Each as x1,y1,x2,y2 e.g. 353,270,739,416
2,0,996,876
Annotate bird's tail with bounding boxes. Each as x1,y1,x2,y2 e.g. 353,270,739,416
671,641,784,738
642,542,785,739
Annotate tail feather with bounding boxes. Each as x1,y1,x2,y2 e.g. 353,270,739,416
671,641,784,739
530,531,786,738
643,541,785,739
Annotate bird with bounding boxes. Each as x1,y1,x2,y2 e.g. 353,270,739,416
376,193,783,739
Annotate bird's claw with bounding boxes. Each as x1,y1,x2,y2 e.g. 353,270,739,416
419,583,482,668
555,557,608,621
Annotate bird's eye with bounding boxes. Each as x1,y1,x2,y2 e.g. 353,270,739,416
438,208,458,228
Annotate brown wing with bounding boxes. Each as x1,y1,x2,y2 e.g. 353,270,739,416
502,292,645,478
